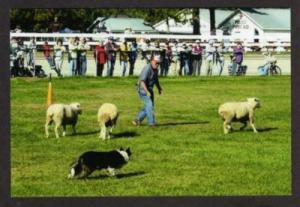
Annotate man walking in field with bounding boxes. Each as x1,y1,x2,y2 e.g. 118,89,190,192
132,55,163,127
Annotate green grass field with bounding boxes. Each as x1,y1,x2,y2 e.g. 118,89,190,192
11,75,291,196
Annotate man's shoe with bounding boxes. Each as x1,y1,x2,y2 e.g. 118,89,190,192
149,124,156,128
132,119,140,126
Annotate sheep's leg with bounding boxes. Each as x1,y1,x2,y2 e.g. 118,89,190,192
45,121,50,138
107,127,111,139
249,116,258,133
110,117,118,133
223,118,232,134
240,121,247,130
62,125,66,137
109,126,114,133
45,117,53,138
98,122,102,138
54,122,61,138
100,125,107,140
45,124,49,138
223,122,229,134
72,124,76,135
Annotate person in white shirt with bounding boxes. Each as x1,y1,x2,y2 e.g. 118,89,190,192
54,38,66,77
171,41,181,76
78,37,90,75
216,41,226,76
68,37,79,76
205,40,216,76
26,37,36,70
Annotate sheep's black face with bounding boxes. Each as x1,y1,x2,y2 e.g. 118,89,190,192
254,99,261,108
77,107,82,114
247,98,261,109
71,103,82,114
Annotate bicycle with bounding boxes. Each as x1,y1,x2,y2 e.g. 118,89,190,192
269,60,282,75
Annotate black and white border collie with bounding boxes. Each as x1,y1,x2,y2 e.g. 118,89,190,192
68,147,132,179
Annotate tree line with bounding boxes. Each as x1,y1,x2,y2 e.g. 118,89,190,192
11,8,260,34
10,9,195,33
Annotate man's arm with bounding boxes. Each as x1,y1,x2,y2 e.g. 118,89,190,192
155,80,163,95
140,80,151,97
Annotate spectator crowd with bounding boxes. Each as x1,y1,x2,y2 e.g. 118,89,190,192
10,36,251,78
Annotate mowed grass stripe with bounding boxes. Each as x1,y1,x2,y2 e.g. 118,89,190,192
11,76,291,196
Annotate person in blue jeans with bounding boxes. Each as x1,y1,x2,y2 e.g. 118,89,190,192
132,55,163,127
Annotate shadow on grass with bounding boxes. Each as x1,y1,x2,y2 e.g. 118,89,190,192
233,127,278,133
85,171,146,180
157,121,209,127
257,127,279,132
112,131,139,139
73,130,99,136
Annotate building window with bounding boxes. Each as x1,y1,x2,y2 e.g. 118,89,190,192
254,29,259,36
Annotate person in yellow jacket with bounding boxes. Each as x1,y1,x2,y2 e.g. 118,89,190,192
119,39,130,76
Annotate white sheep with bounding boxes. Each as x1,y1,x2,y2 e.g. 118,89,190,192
218,98,261,134
97,103,119,140
45,102,82,138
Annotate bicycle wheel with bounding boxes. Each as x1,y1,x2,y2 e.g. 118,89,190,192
273,65,282,75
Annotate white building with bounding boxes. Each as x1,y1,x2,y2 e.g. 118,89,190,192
218,8,290,46
154,8,290,48
154,9,232,36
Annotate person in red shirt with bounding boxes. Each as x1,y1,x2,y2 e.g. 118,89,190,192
43,41,56,71
94,40,107,77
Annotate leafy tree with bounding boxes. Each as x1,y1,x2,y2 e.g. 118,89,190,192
10,8,195,33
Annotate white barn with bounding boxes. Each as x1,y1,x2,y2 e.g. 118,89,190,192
218,8,290,46
154,8,290,48
154,9,233,35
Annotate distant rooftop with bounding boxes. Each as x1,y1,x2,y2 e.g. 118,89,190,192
241,8,290,30
101,17,157,33
218,8,291,31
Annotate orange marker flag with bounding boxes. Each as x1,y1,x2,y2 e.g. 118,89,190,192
46,74,54,108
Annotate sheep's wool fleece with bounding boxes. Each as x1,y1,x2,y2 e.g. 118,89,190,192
47,104,74,118
98,103,118,120
219,102,253,119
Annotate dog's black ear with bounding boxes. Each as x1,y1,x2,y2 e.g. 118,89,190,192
126,147,132,156
120,147,124,151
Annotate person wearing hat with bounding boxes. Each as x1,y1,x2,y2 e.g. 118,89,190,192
105,36,118,76
132,55,163,127
179,43,190,76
